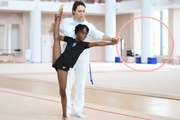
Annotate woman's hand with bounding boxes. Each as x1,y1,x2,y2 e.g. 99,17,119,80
111,37,120,45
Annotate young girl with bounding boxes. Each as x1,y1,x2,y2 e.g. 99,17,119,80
52,6,119,120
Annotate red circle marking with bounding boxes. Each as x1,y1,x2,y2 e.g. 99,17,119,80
116,16,174,72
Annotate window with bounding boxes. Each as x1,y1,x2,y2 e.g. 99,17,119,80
162,10,168,56
154,10,168,56
154,11,161,55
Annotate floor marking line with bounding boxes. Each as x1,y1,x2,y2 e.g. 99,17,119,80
0,89,151,120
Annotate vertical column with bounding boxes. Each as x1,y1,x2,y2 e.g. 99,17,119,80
141,0,154,63
168,9,180,57
0,24,6,50
8,24,11,51
105,0,116,62
30,0,41,63
22,13,30,61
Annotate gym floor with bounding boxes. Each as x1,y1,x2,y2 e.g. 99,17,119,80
0,63,180,120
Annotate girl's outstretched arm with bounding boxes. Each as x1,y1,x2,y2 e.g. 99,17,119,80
88,39,119,48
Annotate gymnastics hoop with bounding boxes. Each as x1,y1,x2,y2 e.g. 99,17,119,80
116,16,174,72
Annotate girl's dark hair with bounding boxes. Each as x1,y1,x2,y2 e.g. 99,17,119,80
75,24,89,35
72,1,86,15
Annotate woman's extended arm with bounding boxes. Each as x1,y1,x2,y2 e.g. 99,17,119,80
87,23,119,42
102,34,120,42
102,34,112,41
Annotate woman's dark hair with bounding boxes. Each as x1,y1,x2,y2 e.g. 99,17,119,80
72,1,86,15
75,24,89,35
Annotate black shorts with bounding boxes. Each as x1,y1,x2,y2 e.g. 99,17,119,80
52,56,70,72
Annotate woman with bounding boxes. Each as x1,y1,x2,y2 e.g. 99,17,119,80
53,8,118,119
60,1,119,118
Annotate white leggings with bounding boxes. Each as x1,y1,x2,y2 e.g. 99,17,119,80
66,59,89,114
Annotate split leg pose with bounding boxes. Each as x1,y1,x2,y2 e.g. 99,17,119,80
52,5,70,120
